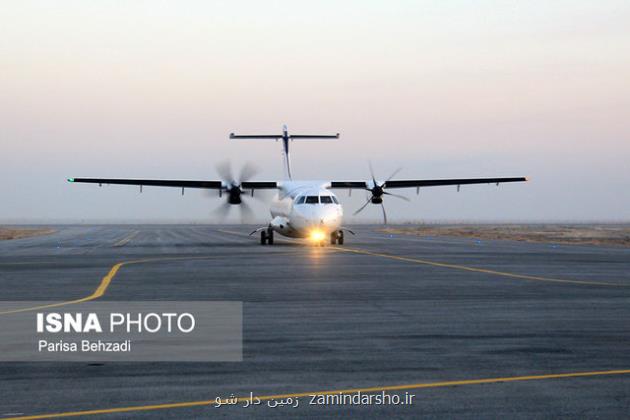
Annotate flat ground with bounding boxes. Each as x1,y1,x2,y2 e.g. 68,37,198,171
0,227,54,240
382,224,630,247
1,225,630,419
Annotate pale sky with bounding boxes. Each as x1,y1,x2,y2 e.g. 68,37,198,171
1,0,629,223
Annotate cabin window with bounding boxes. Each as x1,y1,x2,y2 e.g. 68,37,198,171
320,196,333,204
295,196,306,204
305,196,319,204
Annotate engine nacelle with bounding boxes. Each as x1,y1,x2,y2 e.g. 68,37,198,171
227,186,242,204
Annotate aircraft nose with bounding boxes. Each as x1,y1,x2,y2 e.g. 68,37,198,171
319,207,341,226
292,203,342,230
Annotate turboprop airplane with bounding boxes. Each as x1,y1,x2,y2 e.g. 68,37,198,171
68,125,527,246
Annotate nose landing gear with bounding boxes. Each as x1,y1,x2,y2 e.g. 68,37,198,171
260,228,274,245
330,230,344,245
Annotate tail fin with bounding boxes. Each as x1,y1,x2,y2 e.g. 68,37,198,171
230,125,339,180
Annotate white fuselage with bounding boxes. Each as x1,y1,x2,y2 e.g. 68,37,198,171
268,181,343,238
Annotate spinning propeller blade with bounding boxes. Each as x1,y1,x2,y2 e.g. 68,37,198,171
354,162,408,224
208,161,261,223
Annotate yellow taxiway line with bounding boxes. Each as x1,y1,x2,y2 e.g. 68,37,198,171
0,262,124,316
221,228,626,287
2,229,628,418
331,246,626,287
5,369,630,419
0,253,301,316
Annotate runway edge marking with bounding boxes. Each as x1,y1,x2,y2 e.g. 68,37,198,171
5,369,630,419
112,230,139,247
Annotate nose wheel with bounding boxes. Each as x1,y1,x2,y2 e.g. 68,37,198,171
330,230,344,245
260,228,274,245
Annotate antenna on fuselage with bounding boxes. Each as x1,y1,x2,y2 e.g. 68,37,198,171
230,125,339,180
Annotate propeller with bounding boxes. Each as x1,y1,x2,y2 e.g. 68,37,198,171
353,162,410,224
210,161,259,223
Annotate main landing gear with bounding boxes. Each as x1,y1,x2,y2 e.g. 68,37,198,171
330,230,344,245
260,228,274,245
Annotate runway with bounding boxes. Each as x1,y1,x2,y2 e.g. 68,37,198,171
1,225,630,418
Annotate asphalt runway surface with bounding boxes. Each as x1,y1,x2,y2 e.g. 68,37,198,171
1,225,630,419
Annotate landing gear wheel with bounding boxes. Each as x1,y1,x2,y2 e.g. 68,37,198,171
260,228,274,245
330,230,344,245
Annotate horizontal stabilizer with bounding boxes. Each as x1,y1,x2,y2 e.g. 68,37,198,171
230,133,339,140
288,134,339,139
230,134,282,139
229,126,339,180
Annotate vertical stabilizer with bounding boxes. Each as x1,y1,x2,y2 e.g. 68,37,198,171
230,126,339,180
281,124,291,179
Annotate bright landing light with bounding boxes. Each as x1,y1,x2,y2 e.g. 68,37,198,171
309,229,326,242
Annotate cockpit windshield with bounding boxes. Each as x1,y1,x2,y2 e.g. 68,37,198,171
295,195,339,205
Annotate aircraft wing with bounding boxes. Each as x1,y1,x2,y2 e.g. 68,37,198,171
241,181,279,189
329,177,527,190
329,181,369,189
68,178,279,190
383,177,527,188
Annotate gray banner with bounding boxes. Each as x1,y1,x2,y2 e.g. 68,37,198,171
0,301,242,361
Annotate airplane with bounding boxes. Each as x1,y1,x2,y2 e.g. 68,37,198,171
68,125,527,246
